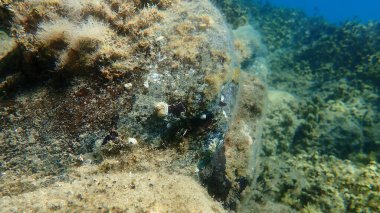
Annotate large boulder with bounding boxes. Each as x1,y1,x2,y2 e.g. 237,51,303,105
1,0,267,210
1,0,236,173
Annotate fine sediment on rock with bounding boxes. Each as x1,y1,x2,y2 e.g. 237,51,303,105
0,168,226,212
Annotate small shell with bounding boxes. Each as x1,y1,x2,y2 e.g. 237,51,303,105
200,114,207,120
127,137,138,145
124,83,133,89
155,36,165,42
154,102,169,118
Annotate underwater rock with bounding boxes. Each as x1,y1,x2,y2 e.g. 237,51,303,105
0,31,19,90
0,31,16,61
233,25,267,66
3,0,238,146
235,3,380,211
1,0,256,196
249,153,380,212
1,0,269,211
261,90,300,156
0,170,226,212
240,87,379,212
0,1,13,29
200,72,266,209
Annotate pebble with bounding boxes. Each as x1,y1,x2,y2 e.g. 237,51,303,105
124,83,133,89
154,102,169,118
127,137,138,145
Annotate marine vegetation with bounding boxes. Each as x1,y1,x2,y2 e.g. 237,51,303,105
11,0,176,78
232,2,380,212
0,0,379,212
211,0,248,28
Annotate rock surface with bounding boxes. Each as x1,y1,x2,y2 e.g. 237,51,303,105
0,0,238,174
0,168,226,212
0,0,268,211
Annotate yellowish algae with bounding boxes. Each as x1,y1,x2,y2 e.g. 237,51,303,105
0,147,228,212
0,169,225,212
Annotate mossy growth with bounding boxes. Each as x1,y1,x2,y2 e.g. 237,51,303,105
211,0,248,28
246,2,380,163
250,154,380,212
236,2,380,212
9,0,169,78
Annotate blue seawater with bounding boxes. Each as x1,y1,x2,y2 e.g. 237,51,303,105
262,0,380,23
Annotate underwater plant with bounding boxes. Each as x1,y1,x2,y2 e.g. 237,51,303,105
10,0,169,77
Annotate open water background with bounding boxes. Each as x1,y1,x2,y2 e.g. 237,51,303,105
262,0,380,23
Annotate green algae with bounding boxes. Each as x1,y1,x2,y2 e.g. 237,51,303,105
232,2,380,212
212,0,248,28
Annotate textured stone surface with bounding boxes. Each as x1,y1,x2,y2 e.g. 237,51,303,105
0,169,226,212
200,72,266,209
0,0,238,176
0,1,269,211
